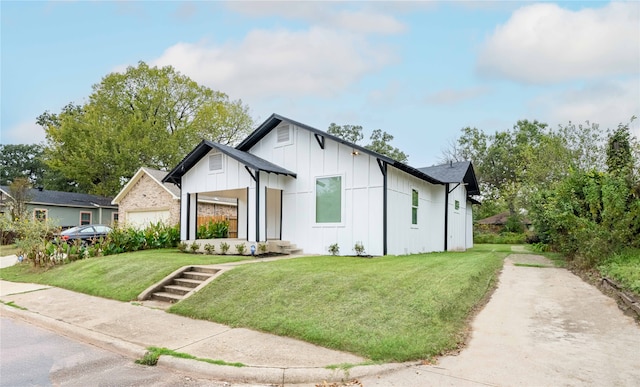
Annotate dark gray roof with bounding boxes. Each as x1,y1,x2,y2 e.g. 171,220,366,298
419,161,480,195
237,113,443,185
0,186,116,208
163,140,297,185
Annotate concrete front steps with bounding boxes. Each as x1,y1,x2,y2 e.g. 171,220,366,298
268,240,303,255
138,266,220,304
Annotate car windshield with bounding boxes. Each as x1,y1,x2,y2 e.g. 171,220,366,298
61,226,82,235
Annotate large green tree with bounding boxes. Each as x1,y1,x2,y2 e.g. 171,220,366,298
327,123,408,163
38,62,253,196
0,144,46,186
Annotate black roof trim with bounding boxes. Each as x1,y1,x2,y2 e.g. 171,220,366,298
418,161,480,195
237,113,443,185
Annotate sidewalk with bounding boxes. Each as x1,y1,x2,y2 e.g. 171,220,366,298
0,280,403,385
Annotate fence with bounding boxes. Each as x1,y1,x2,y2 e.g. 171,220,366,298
197,215,238,238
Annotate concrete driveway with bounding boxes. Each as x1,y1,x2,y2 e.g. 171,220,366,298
358,253,640,386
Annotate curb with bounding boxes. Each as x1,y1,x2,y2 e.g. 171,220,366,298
160,357,407,384
1,303,406,384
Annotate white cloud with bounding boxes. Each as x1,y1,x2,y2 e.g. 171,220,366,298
224,2,406,34
477,2,640,84
533,78,640,137
424,86,490,105
150,27,395,98
1,120,46,145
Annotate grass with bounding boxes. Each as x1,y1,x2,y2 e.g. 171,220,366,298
0,244,20,257
136,346,245,367
169,244,507,362
0,249,251,301
599,249,640,295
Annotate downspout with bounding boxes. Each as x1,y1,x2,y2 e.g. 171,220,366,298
444,184,449,251
279,190,283,241
246,187,249,240
255,171,260,242
194,193,198,237
186,193,191,240
383,163,388,255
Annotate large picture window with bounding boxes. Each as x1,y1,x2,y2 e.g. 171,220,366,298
316,176,342,223
411,189,418,225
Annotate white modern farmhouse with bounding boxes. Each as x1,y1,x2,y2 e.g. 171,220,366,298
163,114,480,256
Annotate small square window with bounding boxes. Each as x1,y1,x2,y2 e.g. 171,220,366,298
455,200,460,210
34,209,47,222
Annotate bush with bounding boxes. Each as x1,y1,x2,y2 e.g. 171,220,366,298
474,232,526,244
204,243,215,254
235,243,246,255
220,242,230,255
258,243,267,255
328,243,339,256
197,220,229,239
354,242,365,256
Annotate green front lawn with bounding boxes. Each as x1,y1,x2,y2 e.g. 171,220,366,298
0,245,509,362
170,245,508,362
0,249,250,301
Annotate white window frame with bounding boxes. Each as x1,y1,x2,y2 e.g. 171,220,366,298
274,123,293,147
208,152,224,173
80,211,92,225
313,174,345,226
34,208,48,222
411,188,419,227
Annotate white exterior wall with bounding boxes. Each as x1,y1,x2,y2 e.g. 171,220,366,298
248,125,385,256
179,149,290,241
466,200,474,249
446,185,468,251
386,167,445,255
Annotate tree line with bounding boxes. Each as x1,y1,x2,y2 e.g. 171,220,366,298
443,118,639,268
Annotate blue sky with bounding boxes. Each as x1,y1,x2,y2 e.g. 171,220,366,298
2,1,638,167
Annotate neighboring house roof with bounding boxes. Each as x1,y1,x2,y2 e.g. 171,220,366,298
112,167,180,205
113,167,237,206
164,139,297,185
235,113,442,186
418,161,480,195
477,211,532,225
0,186,116,208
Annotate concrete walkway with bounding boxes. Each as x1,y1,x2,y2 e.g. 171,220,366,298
2,251,640,386
358,253,640,386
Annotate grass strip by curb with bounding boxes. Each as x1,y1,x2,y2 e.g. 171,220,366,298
1,300,27,310
136,346,245,367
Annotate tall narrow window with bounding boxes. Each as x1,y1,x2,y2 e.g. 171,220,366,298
80,211,92,225
411,189,418,225
316,176,342,223
209,153,223,172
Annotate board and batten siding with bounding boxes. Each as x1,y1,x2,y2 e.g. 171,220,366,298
446,184,469,251
179,148,289,241
386,167,445,255
248,124,385,256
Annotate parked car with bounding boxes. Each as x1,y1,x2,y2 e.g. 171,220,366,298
58,225,112,244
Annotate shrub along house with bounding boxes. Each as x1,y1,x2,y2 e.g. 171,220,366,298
163,113,480,255
0,186,117,228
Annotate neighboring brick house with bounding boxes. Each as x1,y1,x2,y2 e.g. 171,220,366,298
112,167,236,229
